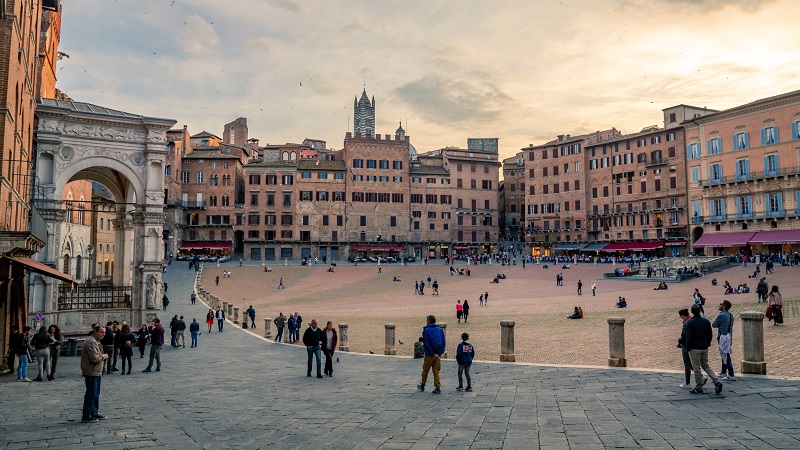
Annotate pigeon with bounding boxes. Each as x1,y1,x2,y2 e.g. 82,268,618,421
399,340,404,345
336,357,339,363
369,351,375,354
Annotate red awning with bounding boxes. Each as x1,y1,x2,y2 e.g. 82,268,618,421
7,257,76,284
692,232,756,248
178,243,232,250
602,241,665,252
748,230,800,245
351,245,406,251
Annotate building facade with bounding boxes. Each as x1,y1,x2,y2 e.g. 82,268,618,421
501,152,525,240
353,88,375,138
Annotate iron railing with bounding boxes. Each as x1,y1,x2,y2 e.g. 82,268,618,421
58,285,133,310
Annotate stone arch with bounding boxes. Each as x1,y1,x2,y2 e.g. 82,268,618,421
55,156,142,206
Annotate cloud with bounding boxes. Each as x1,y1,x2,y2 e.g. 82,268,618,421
249,37,282,55
341,19,369,37
179,15,218,55
620,0,777,11
269,0,309,15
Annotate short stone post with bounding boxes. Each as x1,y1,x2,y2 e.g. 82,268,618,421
227,303,233,318
384,324,397,355
233,307,240,325
264,318,272,339
438,322,447,358
500,320,515,362
740,311,767,374
607,317,626,367
338,323,349,351
222,301,228,316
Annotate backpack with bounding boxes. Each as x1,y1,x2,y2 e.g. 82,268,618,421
700,296,706,305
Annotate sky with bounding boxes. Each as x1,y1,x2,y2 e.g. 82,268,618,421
57,0,800,161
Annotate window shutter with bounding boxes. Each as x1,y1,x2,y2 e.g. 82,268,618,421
744,132,749,149
733,135,738,150
792,121,799,140
764,155,769,172
686,145,692,159
796,190,800,214
761,128,767,146
765,194,770,213
707,139,713,155
773,126,779,143
778,193,784,212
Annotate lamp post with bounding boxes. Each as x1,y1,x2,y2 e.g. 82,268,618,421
87,244,95,283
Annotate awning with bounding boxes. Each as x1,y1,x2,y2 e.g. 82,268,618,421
692,232,756,248
351,245,406,251
748,230,800,245
6,257,75,284
602,241,665,252
584,243,608,251
178,243,232,250
556,243,587,250
664,240,688,246
453,245,470,250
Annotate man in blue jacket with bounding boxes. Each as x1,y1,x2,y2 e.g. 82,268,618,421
685,304,723,395
417,315,445,394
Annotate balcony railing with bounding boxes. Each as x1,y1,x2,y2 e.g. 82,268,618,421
698,209,793,224
181,201,206,208
698,165,800,188
58,285,133,310
644,158,666,168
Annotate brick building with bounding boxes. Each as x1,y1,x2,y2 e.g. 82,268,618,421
686,91,800,256
500,152,525,240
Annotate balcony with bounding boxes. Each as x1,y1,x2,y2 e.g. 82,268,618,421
698,209,792,224
180,201,206,208
644,158,666,168
698,165,800,188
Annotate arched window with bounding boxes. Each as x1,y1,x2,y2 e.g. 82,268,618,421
75,255,83,280
282,151,289,161
289,152,297,161
62,254,71,275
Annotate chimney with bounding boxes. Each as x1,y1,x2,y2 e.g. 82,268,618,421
557,135,565,142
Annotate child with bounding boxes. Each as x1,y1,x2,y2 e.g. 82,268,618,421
413,337,424,359
456,332,475,392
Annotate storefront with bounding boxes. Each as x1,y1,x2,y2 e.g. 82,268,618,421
351,244,407,259
746,230,800,255
555,243,587,254
664,240,688,257
692,232,757,256
177,242,232,257
601,241,666,256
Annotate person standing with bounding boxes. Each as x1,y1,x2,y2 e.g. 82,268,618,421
189,319,200,348
456,332,475,392
287,314,297,344
216,307,225,332
176,316,187,348
712,300,735,380
80,324,108,423
693,288,705,315
591,282,597,296
15,326,31,381
101,322,115,375
302,319,324,378
246,305,256,329
577,280,583,295
162,294,169,311
483,291,489,305
322,321,338,377
414,281,419,295
142,318,165,373
294,312,303,343
274,313,287,343
456,300,463,323
417,315,445,394
136,324,149,358
206,309,214,333
118,323,136,375
48,325,62,380
685,304,723,395
31,326,54,382
432,279,439,295
419,280,425,295
768,285,783,325
479,293,484,306
7,325,20,375
677,309,696,389
462,300,470,323
169,315,179,347
215,275,219,286
111,322,122,372
190,291,197,305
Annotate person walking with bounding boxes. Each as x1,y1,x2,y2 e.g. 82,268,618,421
80,324,108,423
176,316,187,348
47,325,62,380
101,322,115,375
462,300,470,323
456,332,475,392
414,281,419,295
302,319,324,378
712,300,735,380
577,280,583,295
417,315,445,394
136,324,149,358
190,291,197,305
591,282,597,296
206,309,214,333
189,319,200,348
274,313,287,342
31,326,54,382
693,288,705,315
216,307,225,332
215,275,219,286
278,277,285,289
294,312,303,343
142,318,165,373
677,308,695,389
246,305,256,329
756,278,768,303
118,323,136,375
479,293,484,306
685,304,723,395
162,294,169,311
456,300,463,323
768,285,783,325
169,315,179,348
322,321,338,377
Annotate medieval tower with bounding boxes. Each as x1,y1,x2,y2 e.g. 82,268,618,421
353,88,375,137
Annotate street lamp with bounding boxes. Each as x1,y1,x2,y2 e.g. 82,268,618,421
87,244,95,283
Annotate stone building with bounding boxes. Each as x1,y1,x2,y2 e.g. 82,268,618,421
686,91,800,256
501,152,525,240
353,88,375,138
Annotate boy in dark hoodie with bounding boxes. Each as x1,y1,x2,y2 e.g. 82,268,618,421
456,332,475,392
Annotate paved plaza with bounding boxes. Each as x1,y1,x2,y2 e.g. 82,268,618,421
2,266,800,449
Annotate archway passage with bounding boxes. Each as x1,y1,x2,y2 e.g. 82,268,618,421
33,99,176,332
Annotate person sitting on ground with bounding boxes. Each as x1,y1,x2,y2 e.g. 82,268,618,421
491,276,499,284
723,281,734,295
567,306,582,319
653,281,668,290
542,264,548,269
327,265,335,273
392,276,401,282
413,337,424,359
616,297,628,308
711,278,718,286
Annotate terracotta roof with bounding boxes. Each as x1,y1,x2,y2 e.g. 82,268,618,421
191,131,220,139
410,165,450,175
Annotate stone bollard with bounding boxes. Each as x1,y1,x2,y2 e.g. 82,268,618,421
338,323,349,351
264,318,272,339
384,324,397,355
222,301,228,316
500,320,516,362
438,323,447,358
233,307,240,325
227,303,233,318
740,311,767,374
607,317,626,367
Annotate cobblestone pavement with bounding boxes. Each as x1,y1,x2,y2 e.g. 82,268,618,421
2,268,800,449
199,261,800,377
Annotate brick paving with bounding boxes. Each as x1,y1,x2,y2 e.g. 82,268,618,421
1,266,800,449
201,260,800,377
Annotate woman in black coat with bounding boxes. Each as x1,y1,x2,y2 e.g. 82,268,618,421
462,300,470,322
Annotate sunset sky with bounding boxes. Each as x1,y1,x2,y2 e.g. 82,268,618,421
57,0,800,161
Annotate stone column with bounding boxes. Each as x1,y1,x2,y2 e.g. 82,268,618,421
500,320,515,362
740,311,767,374
233,307,240,325
264,318,272,339
338,323,349,351
607,317,626,367
222,301,228,317
384,324,396,355
438,322,447,358
227,303,233,318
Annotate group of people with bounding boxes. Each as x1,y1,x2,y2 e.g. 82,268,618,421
7,324,63,382
416,315,476,394
567,306,584,319
491,273,506,283
272,311,304,343
720,280,749,295
615,297,628,308
455,300,470,323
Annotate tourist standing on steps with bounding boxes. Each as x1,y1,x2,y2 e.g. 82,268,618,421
287,314,297,344
48,325,62,380
302,319,324,378
118,323,136,375
31,326,54,382
685,304,722,395
142,318,164,373
768,285,783,325
712,300,734,380
462,300,470,322
677,308,694,389
322,321,338,377
80,324,108,423
189,319,200,348
216,307,225,332
274,313,287,342
246,305,256,328
417,315,445,394
206,309,214,333
577,280,582,295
